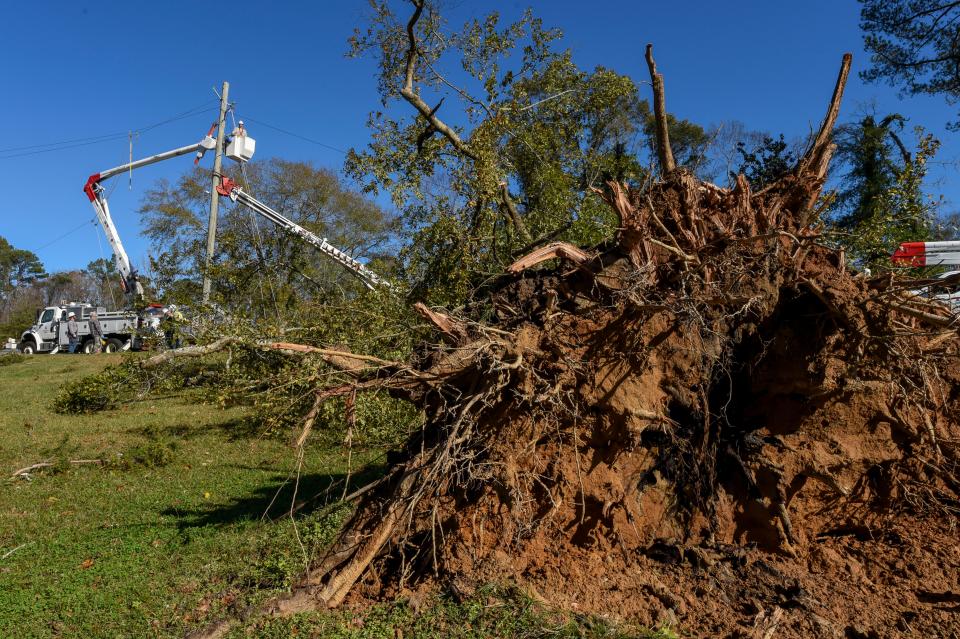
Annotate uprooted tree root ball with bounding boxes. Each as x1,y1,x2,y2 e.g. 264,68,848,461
193,53,960,638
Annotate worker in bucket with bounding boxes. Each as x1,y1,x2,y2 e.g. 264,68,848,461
66,312,79,353
231,120,246,139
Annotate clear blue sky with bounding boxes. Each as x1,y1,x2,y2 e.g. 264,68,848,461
1,0,957,274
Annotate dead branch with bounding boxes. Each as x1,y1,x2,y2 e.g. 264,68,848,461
793,53,852,222
295,390,328,449
512,221,574,258
413,302,469,344
885,299,958,329
645,44,676,174
318,465,421,608
922,330,959,352
11,459,103,479
508,242,591,273
799,53,852,181
140,338,407,377
1,542,33,560
647,237,698,263
140,337,244,369
265,342,402,372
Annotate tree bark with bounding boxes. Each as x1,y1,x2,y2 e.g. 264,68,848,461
645,44,676,175
400,0,477,161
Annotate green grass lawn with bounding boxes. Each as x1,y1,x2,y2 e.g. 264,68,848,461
0,354,670,639
0,353,375,638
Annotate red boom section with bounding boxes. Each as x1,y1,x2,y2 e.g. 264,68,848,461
891,242,926,267
83,174,102,202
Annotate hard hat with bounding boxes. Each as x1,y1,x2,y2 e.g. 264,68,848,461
68,312,76,317
238,120,244,125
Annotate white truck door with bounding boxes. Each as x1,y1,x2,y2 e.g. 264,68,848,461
37,308,58,343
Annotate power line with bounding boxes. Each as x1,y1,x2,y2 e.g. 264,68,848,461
0,101,215,153
0,132,131,154
135,102,219,134
241,116,347,154
32,218,97,253
0,101,218,160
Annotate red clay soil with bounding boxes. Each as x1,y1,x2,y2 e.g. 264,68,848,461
357,262,960,637
322,183,960,637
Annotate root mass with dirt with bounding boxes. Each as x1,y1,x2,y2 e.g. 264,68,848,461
253,52,960,638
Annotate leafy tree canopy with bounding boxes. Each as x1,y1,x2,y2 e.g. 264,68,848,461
832,113,911,231
0,236,45,307
734,134,798,190
830,120,941,269
346,0,710,303
861,0,960,128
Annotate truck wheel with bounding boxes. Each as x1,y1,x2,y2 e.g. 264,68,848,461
104,338,124,353
18,340,36,355
80,340,95,354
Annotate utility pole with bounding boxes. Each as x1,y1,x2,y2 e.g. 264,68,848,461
202,81,229,304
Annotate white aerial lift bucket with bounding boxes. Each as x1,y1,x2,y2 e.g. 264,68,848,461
226,135,256,163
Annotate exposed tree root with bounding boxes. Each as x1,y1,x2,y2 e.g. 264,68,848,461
192,48,960,639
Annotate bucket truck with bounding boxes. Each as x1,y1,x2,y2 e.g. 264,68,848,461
17,302,156,354
84,130,213,303
215,176,393,291
891,240,960,312
18,127,257,355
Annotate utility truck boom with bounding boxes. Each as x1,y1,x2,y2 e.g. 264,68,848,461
216,176,392,291
83,124,254,304
891,240,960,313
83,132,217,303
891,241,960,267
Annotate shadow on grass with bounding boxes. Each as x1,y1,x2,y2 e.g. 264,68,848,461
161,463,387,529
133,414,267,442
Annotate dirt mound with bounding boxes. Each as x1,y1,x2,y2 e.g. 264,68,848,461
360,262,960,635
261,53,960,638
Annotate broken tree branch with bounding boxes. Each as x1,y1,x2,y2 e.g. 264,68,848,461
645,44,676,174
140,339,405,376
265,342,402,372
295,390,327,449
800,52,853,181
140,337,244,369
413,302,469,344
11,459,103,479
508,242,591,273
885,299,958,329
